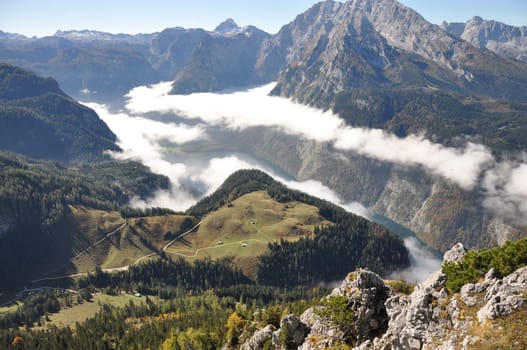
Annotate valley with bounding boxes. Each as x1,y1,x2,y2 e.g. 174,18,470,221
1,0,527,348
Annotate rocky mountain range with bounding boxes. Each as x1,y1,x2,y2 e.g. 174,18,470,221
442,16,527,63
0,19,271,101
2,0,527,103
267,0,527,105
170,20,271,94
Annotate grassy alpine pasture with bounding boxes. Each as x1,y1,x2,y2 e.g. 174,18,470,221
34,206,193,280
32,191,332,281
166,191,333,276
0,301,21,316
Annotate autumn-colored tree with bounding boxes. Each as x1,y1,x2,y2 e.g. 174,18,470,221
225,312,246,346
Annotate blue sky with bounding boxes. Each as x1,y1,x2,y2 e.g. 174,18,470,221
1,0,525,37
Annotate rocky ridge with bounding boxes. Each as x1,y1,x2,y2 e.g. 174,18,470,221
241,244,527,349
170,20,271,94
0,19,271,100
442,16,527,63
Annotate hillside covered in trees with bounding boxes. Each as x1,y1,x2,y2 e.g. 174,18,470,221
187,169,410,284
0,165,410,291
0,165,414,348
0,152,171,288
0,63,119,162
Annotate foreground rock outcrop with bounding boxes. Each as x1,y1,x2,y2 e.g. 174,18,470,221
242,243,527,349
300,269,390,349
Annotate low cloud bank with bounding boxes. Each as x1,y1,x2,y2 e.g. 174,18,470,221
482,160,527,226
84,102,202,211
126,82,493,190
84,102,370,218
124,82,527,224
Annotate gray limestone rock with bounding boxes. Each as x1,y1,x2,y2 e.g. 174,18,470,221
300,269,390,349
374,268,449,349
443,243,465,264
442,17,527,63
240,324,276,350
243,262,527,350
477,266,527,323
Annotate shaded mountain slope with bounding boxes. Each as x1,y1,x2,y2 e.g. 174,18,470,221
0,64,119,162
170,23,271,94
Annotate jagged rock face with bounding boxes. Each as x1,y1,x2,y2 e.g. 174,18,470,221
170,26,271,94
273,314,310,349
330,270,390,340
240,315,308,350
477,266,527,323
375,270,450,349
266,0,527,105
242,269,392,349
256,0,344,81
375,248,527,350
215,19,241,34
300,269,391,349
442,17,527,63
150,27,210,77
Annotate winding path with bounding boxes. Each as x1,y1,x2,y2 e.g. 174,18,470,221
162,220,202,251
69,221,128,261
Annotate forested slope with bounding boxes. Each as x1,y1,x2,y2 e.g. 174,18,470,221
0,63,119,162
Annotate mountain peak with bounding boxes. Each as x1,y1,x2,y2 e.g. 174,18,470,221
469,15,484,24
214,18,240,33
